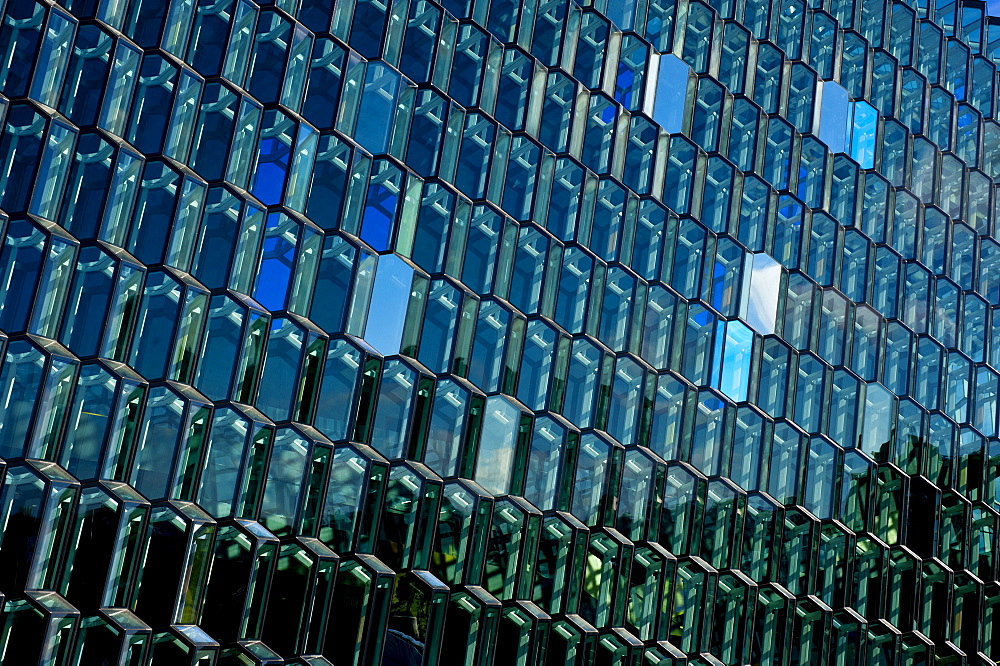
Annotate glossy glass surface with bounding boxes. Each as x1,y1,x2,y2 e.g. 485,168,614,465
3,0,1000,662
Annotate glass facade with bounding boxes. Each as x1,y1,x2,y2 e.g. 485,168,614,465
3,0,1000,662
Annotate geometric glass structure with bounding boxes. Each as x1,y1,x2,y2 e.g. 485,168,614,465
2,0,1000,663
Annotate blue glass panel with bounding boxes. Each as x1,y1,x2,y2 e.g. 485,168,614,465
0,341,45,459
0,220,45,333
649,53,689,134
717,321,753,402
355,62,401,154
29,8,76,109
252,137,290,206
849,101,877,169
362,254,413,356
816,80,850,153
131,386,184,499
261,429,310,535
359,165,401,252
253,213,299,312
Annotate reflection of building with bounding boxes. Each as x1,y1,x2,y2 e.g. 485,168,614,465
3,0,1000,662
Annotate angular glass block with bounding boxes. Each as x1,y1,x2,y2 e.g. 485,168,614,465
64,481,149,611
849,100,878,169
648,53,690,134
4,0,1000,658
362,254,415,356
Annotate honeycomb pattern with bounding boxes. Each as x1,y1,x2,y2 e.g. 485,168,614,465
1,0,1000,662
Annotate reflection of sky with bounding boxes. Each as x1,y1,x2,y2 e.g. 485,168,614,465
861,385,893,455
990,0,1000,16
849,101,877,169
362,254,412,356
816,80,849,153
360,184,396,252
601,101,616,123
356,64,400,154
253,214,294,312
604,0,635,30
251,138,289,206
718,321,753,402
615,66,634,107
473,397,517,495
745,252,781,335
651,54,689,133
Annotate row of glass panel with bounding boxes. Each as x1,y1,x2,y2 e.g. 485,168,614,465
666,0,1000,260
3,402,1000,662
8,25,1000,309
8,90,1000,375
6,300,1000,500
4,0,1000,663
3,0,996,532
0,0,661,125
10,0,1000,228
11,0,1000,362
11,10,1000,556
10,0,1000,221
11,211,1000,450
674,0,1000,124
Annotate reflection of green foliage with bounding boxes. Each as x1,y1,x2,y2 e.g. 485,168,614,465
430,539,458,583
390,573,429,639
664,576,684,640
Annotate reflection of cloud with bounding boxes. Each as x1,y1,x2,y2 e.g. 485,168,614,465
473,398,518,495
745,253,781,335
